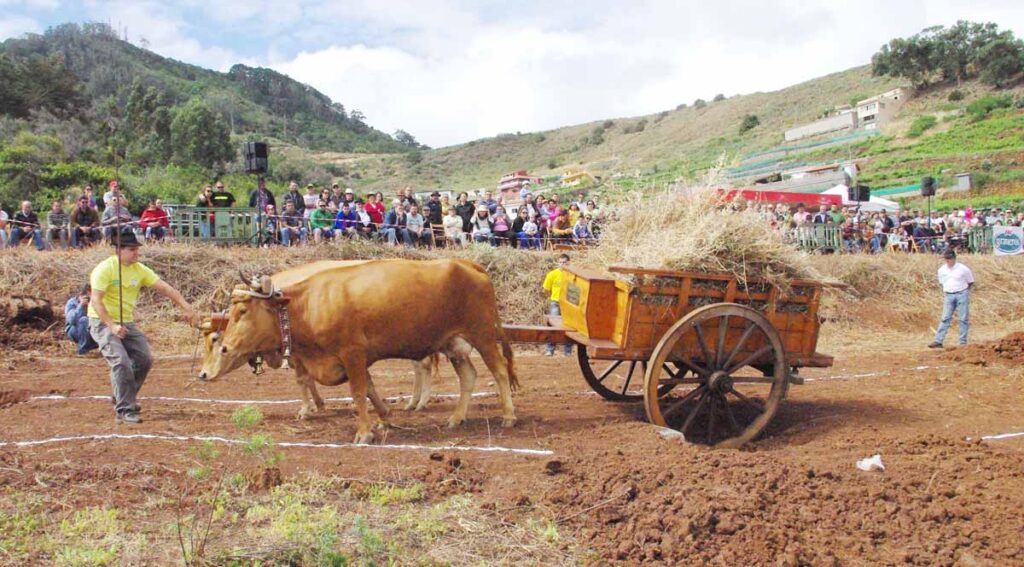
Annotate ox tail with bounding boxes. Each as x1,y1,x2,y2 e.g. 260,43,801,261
497,325,520,392
429,352,441,383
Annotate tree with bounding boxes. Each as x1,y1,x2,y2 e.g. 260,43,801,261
738,114,760,134
170,98,234,169
693,98,707,109
713,93,726,102
975,33,1024,87
393,129,422,149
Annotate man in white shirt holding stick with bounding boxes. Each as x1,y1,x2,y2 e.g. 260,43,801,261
928,249,974,348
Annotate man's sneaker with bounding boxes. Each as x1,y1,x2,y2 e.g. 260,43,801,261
110,397,141,412
927,342,943,349
116,412,142,424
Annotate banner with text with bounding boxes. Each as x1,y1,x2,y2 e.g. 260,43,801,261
993,226,1024,256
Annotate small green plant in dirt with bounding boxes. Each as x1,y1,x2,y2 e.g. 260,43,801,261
246,490,347,565
367,483,425,507
528,518,561,545
231,405,265,430
55,506,126,566
352,516,399,565
0,498,43,560
244,433,286,467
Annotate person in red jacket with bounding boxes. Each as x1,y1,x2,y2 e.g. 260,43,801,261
364,193,385,234
139,199,170,241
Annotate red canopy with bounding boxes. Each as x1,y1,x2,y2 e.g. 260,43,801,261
717,188,842,206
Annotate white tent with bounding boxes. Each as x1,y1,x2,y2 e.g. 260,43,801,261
822,184,900,212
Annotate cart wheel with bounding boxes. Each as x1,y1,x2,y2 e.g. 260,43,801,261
578,347,680,401
644,303,788,448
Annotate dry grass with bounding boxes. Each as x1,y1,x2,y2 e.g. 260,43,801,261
586,181,823,289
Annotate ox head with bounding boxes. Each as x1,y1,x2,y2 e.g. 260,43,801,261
197,271,287,381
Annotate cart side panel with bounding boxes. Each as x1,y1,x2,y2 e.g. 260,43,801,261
560,267,619,341
612,281,631,347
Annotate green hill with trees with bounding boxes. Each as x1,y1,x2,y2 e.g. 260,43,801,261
0,22,421,208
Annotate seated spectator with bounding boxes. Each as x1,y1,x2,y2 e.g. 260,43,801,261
510,207,528,249
812,205,829,224
443,207,466,247
519,214,541,250
568,203,581,227
309,200,336,243
139,199,169,242
65,284,98,355
0,203,8,247
262,204,280,245
455,192,475,233
353,202,376,239
70,196,101,247
9,200,45,250
550,209,573,242
479,190,498,214
101,195,133,242
364,193,385,233
279,201,307,246
333,202,360,239
406,204,430,247
46,199,70,250
841,219,860,253
384,200,412,246
492,206,511,245
572,215,596,244
425,192,443,227
470,205,494,245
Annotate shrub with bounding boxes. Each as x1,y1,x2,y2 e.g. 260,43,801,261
693,99,707,109
623,119,647,134
907,115,937,137
713,93,725,102
675,103,687,111
738,114,760,134
966,94,1013,121
947,89,965,102
601,120,615,130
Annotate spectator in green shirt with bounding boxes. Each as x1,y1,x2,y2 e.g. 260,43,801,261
309,200,335,244
828,204,845,225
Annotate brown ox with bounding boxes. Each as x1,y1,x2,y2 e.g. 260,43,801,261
197,259,518,443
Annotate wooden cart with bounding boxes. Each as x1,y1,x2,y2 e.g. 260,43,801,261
504,265,835,448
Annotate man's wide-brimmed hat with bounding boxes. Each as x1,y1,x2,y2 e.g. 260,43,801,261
112,229,143,248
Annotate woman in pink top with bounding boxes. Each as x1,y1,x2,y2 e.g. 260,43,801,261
364,193,385,230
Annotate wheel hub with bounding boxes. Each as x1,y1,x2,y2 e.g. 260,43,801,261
708,370,733,393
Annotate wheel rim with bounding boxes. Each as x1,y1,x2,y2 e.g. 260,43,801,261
644,303,788,448
578,347,679,401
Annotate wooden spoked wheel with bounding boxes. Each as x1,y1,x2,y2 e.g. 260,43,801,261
644,303,788,448
578,347,681,401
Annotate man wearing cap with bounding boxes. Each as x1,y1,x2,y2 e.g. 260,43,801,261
302,183,319,220
928,250,974,348
102,180,122,209
88,230,198,423
425,191,443,226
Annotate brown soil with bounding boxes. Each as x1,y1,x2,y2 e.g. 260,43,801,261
1,330,1023,565
941,331,1024,366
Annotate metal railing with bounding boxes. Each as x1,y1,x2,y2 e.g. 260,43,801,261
793,225,841,253
171,207,261,244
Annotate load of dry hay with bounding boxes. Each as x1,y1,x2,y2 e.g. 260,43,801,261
588,184,823,288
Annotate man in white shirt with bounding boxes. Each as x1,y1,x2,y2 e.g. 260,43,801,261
928,249,974,348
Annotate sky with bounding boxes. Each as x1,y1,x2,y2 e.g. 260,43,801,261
2,1,1023,148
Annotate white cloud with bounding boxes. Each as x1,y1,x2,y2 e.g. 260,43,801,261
0,13,40,40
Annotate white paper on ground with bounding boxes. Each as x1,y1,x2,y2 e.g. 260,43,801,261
856,454,885,472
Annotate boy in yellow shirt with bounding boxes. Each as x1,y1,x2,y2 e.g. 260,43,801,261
542,254,573,356
89,229,198,423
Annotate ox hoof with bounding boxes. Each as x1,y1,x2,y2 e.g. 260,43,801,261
447,416,465,429
296,407,314,420
403,400,418,411
502,417,517,428
353,431,375,445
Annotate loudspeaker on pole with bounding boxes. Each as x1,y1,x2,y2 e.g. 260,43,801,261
921,176,936,197
243,142,269,174
847,184,870,202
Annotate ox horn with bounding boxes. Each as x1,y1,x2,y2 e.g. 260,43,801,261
238,269,252,286
258,275,274,295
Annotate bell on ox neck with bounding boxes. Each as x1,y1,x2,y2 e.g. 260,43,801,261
251,354,265,376
281,347,292,370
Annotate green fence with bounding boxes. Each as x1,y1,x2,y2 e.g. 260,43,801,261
794,225,841,252
967,226,993,253
171,207,261,244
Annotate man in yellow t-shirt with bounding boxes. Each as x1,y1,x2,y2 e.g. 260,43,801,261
542,253,573,356
88,230,198,424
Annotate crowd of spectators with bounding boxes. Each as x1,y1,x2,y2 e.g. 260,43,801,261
0,181,170,250
247,182,608,249
746,201,1023,254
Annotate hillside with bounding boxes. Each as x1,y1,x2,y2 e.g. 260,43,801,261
0,23,410,154
333,68,1023,209
329,66,905,190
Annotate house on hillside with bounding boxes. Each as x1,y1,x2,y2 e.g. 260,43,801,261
561,168,596,188
783,87,909,142
497,170,543,199
855,88,908,131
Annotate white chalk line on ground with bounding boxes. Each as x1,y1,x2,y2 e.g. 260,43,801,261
968,431,1024,442
0,432,554,456
29,392,497,405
